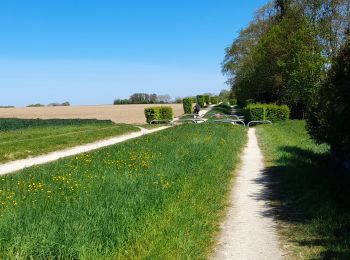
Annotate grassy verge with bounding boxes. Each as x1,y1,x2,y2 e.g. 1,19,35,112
0,123,139,163
256,120,350,259
0,124,246,259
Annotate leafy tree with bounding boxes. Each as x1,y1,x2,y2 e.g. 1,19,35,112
307,38,350,163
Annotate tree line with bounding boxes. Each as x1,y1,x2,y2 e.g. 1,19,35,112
223,0,350,165
114,93,172,105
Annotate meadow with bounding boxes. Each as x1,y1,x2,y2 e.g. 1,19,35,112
0,119,138,163
256,121,350,259
0,123,246,259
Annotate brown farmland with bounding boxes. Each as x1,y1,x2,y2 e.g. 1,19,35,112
0,104,184,124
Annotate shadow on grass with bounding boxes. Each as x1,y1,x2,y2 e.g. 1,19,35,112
253,146,350,259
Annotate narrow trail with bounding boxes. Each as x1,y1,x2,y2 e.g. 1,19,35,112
212,128,283,260
0,126,169,176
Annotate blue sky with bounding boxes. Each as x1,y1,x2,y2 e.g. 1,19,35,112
0,0,267,106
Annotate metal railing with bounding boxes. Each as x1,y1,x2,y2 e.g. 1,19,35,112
213,119,246,127
247,120,272,127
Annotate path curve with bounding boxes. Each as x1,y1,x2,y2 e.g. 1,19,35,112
0,126,169,176
212,128,283,260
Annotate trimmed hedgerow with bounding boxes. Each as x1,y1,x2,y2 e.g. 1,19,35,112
243,105,265,121
182,98,193,114
210,97,219,105
229,98,237,106
196,95,205,108
144,106,173,124
265,104,290,122
203,95,210,106
243,104,290,122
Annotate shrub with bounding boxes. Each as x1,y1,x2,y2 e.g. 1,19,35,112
196,95,205,108
245,99,255,106
203,95,210,106
229,98,237,106
243,104,290,122
307,39,350,164
144,106,173,124
265,104,290,122
159,106,173,120
210,97,219,104
243,104,265,121
182,98,193,114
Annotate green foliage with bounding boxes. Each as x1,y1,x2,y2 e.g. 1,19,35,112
223,5,326,119
210,97,219,104
203,95,210,106
243,104,265,121
113,99,130,105
0,124,247,259
144,106,173,123
0,118,113,131
182,98,193,114
265,104,290,122
229,98,237,106
26,103,44,107
307,39,350,162
243,104,290,122
196,95,205,108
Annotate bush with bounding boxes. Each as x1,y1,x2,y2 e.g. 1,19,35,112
243,104,290,122
229,98,237,106
203,95,210,106
144,106,173,124
245,99,255,106
243,104,265,121
182,98,193,114
307,39,350,164
265,104,290,122
159,106,173,120
196,95,205,108
210,97,219,104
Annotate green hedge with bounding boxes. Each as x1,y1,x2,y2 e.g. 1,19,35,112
0,118,113,131
144,106,173,124
243,105,265,121
182,98,193,114
203,95,210,106
243,104,290,122
229,98,237,106
210,97,219,104
196,95,205,108
265,104,290,122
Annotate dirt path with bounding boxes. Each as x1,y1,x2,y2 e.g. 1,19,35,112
212,128,283,260
0,126,169,176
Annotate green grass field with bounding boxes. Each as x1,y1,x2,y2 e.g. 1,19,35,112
256,120,350,259
0,124,246,259
0,123,139,163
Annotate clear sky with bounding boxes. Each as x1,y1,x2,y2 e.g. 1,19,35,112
0,0,267,107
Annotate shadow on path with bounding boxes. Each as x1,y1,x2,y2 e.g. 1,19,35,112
252,146,350,259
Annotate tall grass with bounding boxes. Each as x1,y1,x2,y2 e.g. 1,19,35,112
0,124,138,163
0,124,246,259
256,120,350,259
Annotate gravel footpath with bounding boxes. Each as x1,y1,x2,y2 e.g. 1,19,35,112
212,128,283,260
0,126,169,176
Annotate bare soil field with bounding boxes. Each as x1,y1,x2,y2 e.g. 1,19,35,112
0,104,184,124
